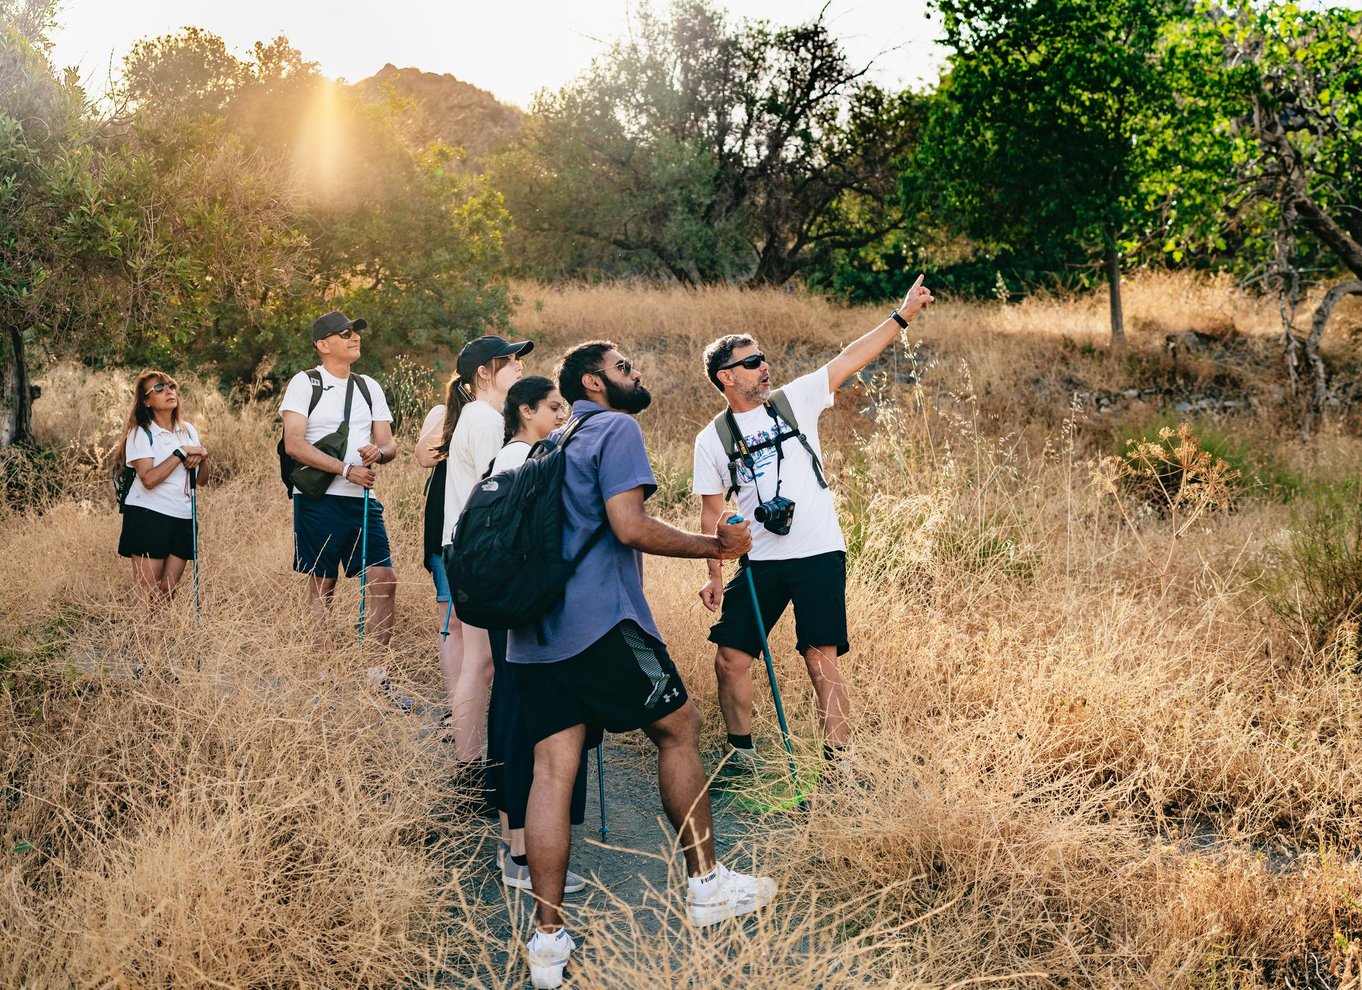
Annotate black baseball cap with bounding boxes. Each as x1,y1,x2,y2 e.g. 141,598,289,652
456,335,534,380
311,310,368,342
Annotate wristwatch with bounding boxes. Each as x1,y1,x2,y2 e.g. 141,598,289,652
889,310,909,329
172,449,188,464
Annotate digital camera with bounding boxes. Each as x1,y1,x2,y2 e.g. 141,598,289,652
753,494,796,536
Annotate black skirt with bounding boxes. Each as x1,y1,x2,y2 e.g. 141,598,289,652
118,504,195,560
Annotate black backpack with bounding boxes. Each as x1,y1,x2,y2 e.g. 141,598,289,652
113,425,155,513
277,369,372,499
444,412,603,631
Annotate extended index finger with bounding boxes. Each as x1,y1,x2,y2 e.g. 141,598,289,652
909,272,926,294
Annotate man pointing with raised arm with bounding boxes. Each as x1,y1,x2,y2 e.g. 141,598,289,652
693,277,934,786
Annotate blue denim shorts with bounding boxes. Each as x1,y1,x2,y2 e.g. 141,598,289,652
429,551,451,603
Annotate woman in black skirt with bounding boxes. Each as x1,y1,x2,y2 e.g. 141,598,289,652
484,377,589,893
118,370,208,600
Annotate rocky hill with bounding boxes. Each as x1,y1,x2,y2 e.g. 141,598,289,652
352,64,523,165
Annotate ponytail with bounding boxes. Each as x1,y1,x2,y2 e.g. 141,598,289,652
430,373,475,458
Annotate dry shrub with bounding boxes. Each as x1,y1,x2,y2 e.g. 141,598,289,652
5,274,1362,988
0,669,470,989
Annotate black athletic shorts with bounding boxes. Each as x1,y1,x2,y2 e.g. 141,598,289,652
708,550,849,657
513,620,690,747
118,504,195,561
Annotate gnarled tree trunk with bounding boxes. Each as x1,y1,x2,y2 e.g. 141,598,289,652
1303,280,1362,435
0,324,36,450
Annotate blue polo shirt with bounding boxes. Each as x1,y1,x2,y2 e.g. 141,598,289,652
506,400,663,665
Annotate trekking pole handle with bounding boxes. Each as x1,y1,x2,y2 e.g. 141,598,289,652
188,467,198,490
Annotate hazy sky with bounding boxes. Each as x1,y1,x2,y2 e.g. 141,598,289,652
47,0,947,109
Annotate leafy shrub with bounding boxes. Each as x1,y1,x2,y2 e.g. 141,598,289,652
1264,479,1362,656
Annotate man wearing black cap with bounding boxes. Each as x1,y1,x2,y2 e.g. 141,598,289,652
281,310,399,652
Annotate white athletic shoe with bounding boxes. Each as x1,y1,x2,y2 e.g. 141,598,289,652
526,928,575,989
686,863,777,926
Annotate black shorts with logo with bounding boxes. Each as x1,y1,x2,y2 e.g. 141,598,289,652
513,620,690,747
708,550,849,657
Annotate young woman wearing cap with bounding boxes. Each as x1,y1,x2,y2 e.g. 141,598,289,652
118,370,208,601
420,335,530,765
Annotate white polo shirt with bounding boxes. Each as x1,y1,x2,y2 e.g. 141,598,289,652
124,420,201,520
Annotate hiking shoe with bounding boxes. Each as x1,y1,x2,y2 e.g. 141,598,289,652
496,838,511,871
686,863,777,926
526,928,575,989
709,747,758,792
503,859,587,894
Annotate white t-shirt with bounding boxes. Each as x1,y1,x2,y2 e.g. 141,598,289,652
489,439,531,474
441,399,505,546
693,365,844,561
278,367,393,498
124,421,201,520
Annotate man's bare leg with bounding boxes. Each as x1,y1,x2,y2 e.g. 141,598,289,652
641,701,716,877
803,645,850,748
306,575,337,653
525,724,586,931
714,646,756,738
364,565,397,647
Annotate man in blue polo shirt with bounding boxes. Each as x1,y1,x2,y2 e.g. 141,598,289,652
508,341,777,989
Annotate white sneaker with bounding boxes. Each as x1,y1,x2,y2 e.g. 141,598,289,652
686,863,777,926
503,859,587,894
526,928,575,989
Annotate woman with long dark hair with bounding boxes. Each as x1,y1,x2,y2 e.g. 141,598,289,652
117,371,208,600
480,377,588,891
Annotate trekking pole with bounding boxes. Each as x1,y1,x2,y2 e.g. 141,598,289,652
189,466,200,625
596,742,608,839
728,515,800,797
358,486,370,648
440,599,453,640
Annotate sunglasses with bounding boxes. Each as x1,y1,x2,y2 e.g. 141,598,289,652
145,382,179,395
719,353,767,372
331,327,361,340
590,358,634,377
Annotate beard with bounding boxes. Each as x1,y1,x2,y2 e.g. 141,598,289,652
604,375,653,413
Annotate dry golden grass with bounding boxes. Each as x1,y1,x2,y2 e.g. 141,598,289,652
4,273,1362,988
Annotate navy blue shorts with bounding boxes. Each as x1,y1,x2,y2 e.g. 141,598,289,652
292,494,393,579
708,550,849,657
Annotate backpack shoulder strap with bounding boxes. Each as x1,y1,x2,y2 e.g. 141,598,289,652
764,387,827,491
766,388,798,431
341,375,357,421
305,368,325,416
141,425,153,446
353,374,373,410
709,407,748,500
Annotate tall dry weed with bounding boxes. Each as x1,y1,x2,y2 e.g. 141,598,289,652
4,275,1362,988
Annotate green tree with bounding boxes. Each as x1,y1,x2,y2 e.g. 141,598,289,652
1,9,309,449
120,29,513,381
922,0,1187,343
495,0,914,286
